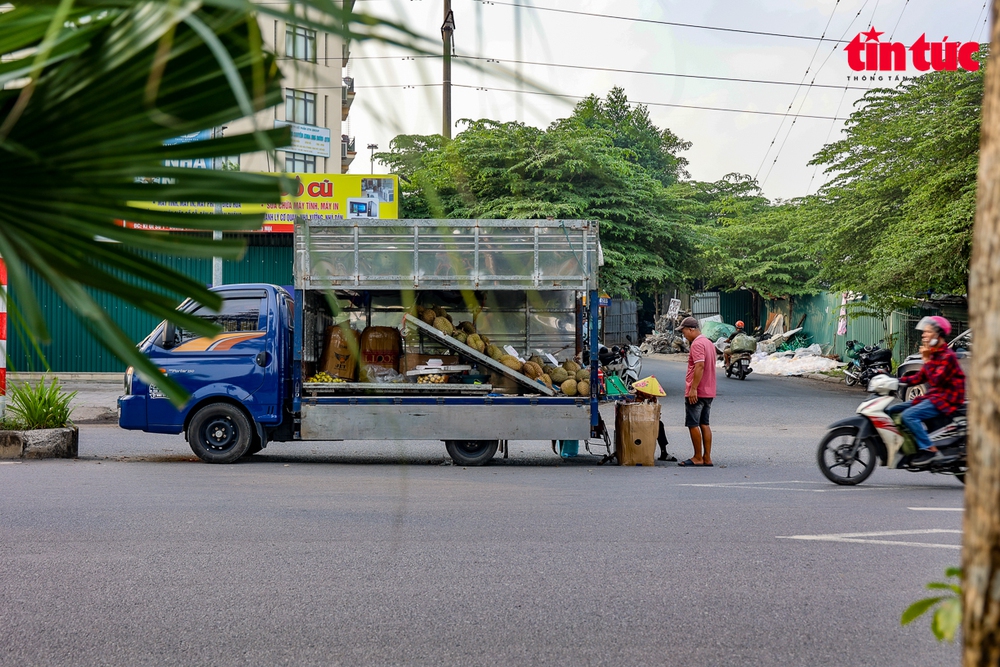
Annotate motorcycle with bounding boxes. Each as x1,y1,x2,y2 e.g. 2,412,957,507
843,340,892,388
602,336,642,389
724,331,757,381
817,375,967,486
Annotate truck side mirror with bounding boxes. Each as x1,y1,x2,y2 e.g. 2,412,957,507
161,322,176,349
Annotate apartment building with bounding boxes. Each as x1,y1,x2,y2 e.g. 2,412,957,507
233,1,357,174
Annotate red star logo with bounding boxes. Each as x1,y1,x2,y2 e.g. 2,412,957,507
861,26,884,42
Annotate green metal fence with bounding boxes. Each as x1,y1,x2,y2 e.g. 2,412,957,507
7,238,293,373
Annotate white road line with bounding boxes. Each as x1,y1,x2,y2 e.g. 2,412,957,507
909,507,963,512
678,481,896,492
778,529,962,550
0,462,15,465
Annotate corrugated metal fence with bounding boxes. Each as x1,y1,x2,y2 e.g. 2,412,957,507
7,238,294,373
602,299,638,346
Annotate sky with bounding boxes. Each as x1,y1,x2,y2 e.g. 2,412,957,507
344,0,990,201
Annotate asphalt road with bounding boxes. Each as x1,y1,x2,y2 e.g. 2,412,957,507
0,358,964,666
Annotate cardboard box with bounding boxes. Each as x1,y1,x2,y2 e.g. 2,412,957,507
615,402,659,467
318,326,360,380
400,353,460,373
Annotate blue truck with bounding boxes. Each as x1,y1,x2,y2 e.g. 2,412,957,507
119,219,605,465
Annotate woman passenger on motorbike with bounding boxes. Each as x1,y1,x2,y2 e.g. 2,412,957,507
887,316,966,465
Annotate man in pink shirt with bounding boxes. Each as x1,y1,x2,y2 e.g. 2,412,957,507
678,317,716,467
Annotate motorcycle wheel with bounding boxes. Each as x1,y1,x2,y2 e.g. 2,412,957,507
817,426,878,486
844,373,858,387
725,365,732,378
738,363,746,381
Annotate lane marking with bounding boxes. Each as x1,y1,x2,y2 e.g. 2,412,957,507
909,507,963,512
0,462,16,465
778,529,962,550
678,480,896,492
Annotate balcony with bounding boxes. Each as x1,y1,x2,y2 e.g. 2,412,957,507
341,135,356,170
342,77,355,121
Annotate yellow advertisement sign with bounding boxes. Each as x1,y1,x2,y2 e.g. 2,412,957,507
126,174,398,233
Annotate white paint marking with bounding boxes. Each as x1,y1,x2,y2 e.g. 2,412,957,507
678,480,896,493
778,529,962,550
0,461,16,465
908,507,963,512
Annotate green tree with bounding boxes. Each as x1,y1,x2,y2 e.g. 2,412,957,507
811,61,984,302
377,91,698,297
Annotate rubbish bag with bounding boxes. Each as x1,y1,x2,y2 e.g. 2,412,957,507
702,320,737,342
731,333,757,354
793,344,823,358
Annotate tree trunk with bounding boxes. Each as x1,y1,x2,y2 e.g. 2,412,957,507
964,5,1000,663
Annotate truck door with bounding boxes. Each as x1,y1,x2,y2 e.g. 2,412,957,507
146,289,271,428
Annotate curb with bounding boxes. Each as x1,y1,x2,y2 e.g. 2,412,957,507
12,372,123,383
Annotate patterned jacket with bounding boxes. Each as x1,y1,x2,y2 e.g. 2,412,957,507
908,346,966,415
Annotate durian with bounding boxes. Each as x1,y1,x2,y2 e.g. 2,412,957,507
420,308,437,324
499,355,523,371
562,360,581,373
459,321,477,334
453,331,468,344
575,368,590,382
433,317,455,334
486,344,504,360
577,380,590,396
522,361,542,379
539,373,553,389
550,367,569,384
561,378,578,396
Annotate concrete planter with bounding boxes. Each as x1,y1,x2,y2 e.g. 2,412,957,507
0,426,79,459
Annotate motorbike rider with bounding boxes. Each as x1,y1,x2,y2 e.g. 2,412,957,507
631,376,677,462
722,321,746,369
886,316,965,465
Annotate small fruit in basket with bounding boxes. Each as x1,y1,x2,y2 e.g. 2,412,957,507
306,371,339,383
561,378,578,396
417,374,449,384
433,317,455,334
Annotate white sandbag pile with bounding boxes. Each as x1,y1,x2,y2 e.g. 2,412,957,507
749,345,845,376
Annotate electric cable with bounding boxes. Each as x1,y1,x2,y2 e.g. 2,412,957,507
474,0,852,44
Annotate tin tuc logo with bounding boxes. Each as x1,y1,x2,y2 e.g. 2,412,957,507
844,27,981,72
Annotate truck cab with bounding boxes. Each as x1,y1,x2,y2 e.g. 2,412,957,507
119,284,295,461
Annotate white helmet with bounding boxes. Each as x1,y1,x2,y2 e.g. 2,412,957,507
867,373,899,395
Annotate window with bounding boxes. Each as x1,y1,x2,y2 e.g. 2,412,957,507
285,89,316,126
285,24,317,63
175,295,264,345
285,152,316,173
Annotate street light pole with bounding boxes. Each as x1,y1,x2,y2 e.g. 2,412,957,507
367,143,378,173
442,1,455,139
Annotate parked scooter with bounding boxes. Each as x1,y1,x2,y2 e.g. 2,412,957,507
843,340,892,388
817,375,966,486
603,336,642,389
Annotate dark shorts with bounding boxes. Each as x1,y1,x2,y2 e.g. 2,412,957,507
684,397,713,427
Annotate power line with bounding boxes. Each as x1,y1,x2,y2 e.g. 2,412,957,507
450,84,850,120
755,0,845,181
888,0,909,40
452,54,871,91
475,0,852,44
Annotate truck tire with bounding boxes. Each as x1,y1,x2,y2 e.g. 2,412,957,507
445,440,499,466
187,403,252,463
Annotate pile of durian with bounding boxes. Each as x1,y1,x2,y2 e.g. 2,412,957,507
414,304,492,350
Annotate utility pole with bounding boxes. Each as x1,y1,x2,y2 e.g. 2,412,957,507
441,2,455,139
367,143,378,173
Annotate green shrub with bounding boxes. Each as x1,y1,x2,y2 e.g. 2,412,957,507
5,379,76,429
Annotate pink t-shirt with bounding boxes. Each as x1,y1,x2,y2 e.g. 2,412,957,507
686,334,717,398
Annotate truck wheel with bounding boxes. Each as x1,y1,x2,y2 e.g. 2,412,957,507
445,440,499,466
187,403,252,463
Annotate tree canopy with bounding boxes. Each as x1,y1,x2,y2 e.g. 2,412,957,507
378,88,698,297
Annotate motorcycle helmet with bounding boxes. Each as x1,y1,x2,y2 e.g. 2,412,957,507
735,320,744,329
916,315,951,336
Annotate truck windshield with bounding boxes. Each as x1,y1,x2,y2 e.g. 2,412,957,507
177,296,263,344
